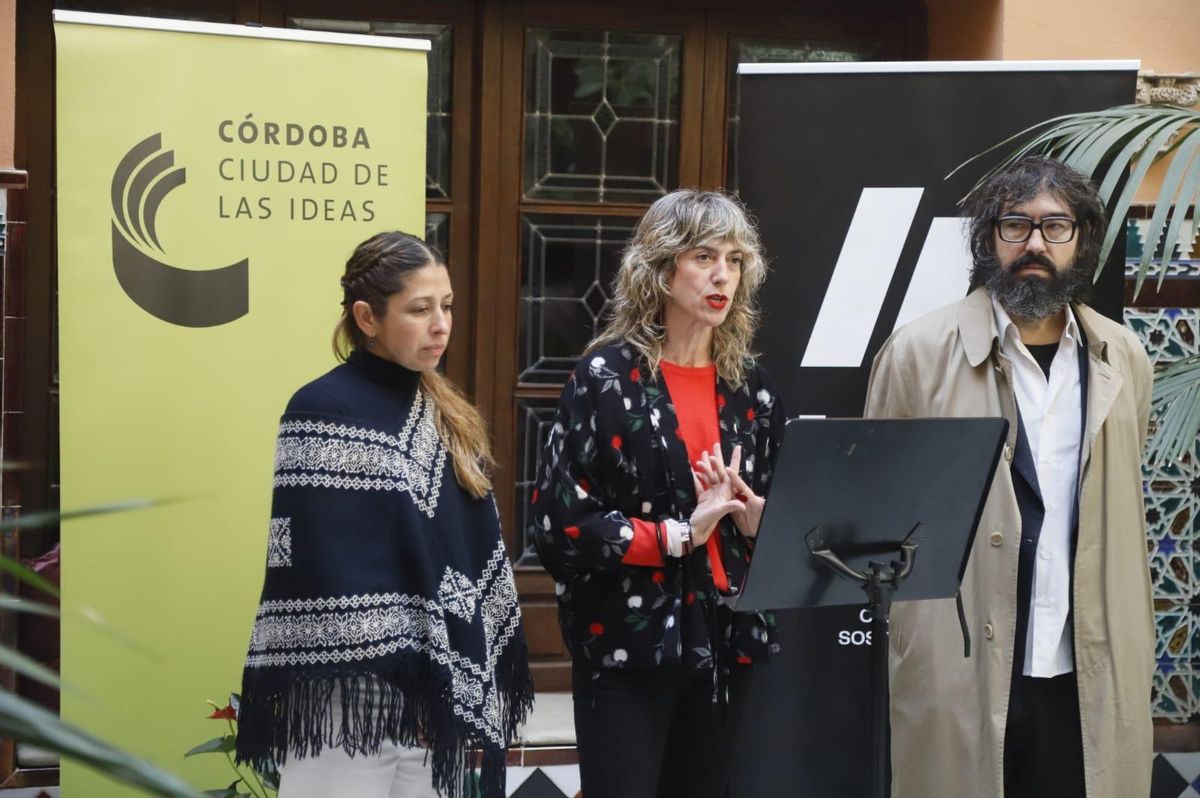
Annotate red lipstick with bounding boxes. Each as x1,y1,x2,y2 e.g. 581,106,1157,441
706,294,728,310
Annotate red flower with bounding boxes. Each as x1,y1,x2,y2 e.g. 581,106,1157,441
685,592,695,605
208,705,237,720
578,478,591,493
611,435,622,450
746,408,755,421
652,571,666,584
564,526,581,539
717,394,726,408
736,655,753,665
630,367,641,382
531,488,539,504
589,622,605,636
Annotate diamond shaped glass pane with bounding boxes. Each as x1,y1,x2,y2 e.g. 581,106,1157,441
519,213,635,384
524,28,680,203
290,18,453,198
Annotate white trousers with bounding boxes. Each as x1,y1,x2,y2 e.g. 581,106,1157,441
276,680,439,798
277,740,438,798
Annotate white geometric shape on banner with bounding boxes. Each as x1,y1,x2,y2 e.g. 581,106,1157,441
893,216,972,331
801,187,924,368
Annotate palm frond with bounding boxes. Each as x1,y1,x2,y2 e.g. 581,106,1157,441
1147,355,1200,466
0,690,202,798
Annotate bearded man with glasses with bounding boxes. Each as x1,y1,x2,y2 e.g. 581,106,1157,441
864,156,1154,798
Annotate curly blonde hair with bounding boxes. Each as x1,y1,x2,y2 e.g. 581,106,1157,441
588,189,767,386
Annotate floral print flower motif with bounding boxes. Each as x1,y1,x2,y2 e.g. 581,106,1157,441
589,622,605,636
564,526,581,539
630,367,641,382
611,434,622,450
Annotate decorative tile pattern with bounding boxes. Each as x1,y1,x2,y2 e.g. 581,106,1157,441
1147,490,1194,604
1126,217,1199,263
1126,308,1200,367
1152,752,1200,798
1126,303,1200,725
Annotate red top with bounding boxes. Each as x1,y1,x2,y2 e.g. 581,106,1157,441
622,361,730,592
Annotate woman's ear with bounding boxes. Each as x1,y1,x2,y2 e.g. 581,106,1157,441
351,300,376,340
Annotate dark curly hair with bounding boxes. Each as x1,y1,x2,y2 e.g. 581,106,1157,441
965,156,1107,291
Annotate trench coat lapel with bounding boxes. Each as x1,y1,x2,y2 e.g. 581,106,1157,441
1074,304,1124,475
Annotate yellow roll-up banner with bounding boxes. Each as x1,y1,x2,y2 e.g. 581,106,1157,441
54,11,427,793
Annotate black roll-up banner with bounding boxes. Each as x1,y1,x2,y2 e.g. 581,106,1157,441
731,61,1137,797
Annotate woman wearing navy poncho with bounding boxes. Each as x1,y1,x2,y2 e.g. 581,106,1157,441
237,232,533,798
530,190,785,797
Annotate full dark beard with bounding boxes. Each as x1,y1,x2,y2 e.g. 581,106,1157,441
974,252,1092,320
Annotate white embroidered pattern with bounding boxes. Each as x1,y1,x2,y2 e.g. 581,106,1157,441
272,389,447,517
245,539,522,745
267,518,292,568
439,569,478,620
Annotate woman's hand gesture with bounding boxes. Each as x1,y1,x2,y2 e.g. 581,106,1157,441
689,445,743,547
694,444,765,539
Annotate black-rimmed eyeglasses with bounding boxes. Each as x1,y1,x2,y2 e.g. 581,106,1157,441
995,215,1078,244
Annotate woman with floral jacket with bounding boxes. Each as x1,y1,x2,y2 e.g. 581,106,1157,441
530,189,785,797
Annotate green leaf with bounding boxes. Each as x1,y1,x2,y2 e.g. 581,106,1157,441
185,735,236,757
1149,129,1200,291
0,555,60,598
1134,123,1200,292
0,497,160,533
0,594,60,618
0,644,67,691
0,690,201,797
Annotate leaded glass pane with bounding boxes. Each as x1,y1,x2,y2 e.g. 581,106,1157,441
425,212,450,263
516,396,559,564
524,29,680,203
519,214,636,383
289,18,453,198
726,39,878,193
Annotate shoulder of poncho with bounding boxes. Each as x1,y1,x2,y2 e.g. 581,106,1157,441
283,365,362,417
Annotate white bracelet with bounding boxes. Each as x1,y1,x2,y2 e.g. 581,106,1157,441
663,518,692,558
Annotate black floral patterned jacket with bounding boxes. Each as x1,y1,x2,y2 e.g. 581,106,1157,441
530,343,786,671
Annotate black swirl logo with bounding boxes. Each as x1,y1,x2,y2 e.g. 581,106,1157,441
111,133,248,327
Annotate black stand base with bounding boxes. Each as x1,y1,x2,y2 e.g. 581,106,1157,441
809,527,921,798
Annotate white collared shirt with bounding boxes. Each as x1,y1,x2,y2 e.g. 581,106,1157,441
992,297,1083,678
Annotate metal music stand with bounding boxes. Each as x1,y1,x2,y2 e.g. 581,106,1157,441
735,417,1007,798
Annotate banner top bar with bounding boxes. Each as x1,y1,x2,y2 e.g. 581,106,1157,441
52,10,432,51
738,60,1140,75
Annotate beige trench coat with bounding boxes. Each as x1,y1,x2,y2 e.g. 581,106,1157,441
864,288,1154,798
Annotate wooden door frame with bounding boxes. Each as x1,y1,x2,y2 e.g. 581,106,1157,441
485,0,708,561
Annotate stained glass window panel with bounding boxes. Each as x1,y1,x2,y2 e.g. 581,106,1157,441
425,212,450,263
289,18,453,198
516,396,560,564
519,214,636,384
524,29,680,203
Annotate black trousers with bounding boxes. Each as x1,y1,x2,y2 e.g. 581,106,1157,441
1003,672,1086,798
572,660,747,798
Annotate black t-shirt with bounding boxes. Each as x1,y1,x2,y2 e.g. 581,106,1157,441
1026,342,1058,379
